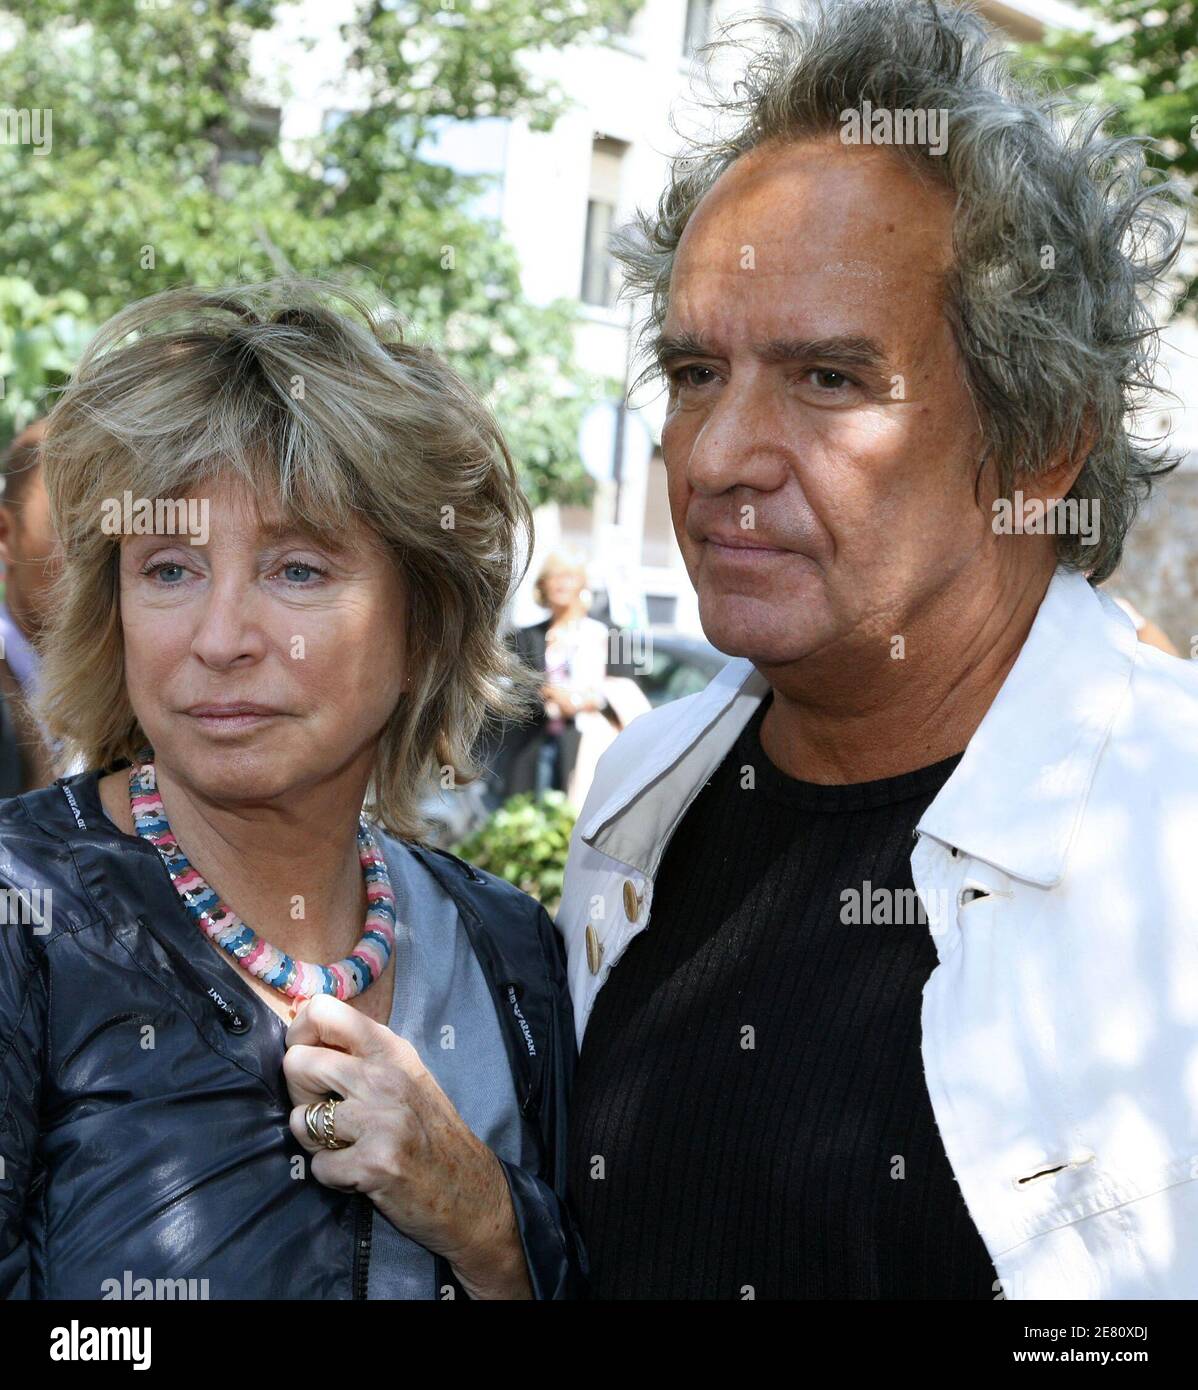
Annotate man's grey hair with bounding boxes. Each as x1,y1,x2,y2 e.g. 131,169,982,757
614,0,1191,581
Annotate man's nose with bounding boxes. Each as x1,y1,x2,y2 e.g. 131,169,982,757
684,373,794,497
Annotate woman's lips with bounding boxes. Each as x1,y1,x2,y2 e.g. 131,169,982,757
185,706,284,733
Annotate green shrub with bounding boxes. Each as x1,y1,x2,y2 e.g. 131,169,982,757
454,791,576,915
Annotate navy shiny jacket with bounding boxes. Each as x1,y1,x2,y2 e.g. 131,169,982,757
0,770,587,1299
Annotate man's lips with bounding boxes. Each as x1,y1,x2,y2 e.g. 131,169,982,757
701,530,794,556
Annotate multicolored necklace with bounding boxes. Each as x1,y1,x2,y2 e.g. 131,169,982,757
129,759,397,1021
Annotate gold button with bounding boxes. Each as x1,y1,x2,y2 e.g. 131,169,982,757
622,879,641,922
585,923,603,975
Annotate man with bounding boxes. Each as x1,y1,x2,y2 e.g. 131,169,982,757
556,0,1197,1300
0,420,60,793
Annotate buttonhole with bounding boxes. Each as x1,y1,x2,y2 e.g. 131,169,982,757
1014,1153,1095,1188
958,886,990,908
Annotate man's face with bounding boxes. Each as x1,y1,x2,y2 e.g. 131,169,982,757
659,136,995,668
0,467,62,637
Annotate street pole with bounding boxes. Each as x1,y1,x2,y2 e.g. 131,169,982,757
611,299,636,525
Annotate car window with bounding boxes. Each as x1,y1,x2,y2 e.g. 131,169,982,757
633,648,716,707
663,661,713,704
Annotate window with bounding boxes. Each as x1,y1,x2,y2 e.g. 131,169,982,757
581,136,627,308
642,449,679,569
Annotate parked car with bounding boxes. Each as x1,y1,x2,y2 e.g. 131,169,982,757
615,628,729,708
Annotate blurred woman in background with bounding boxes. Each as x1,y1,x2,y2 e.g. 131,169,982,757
502,551,611,801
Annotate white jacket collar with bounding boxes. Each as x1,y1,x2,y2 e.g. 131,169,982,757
915,567,1135,886
581,568,1136,888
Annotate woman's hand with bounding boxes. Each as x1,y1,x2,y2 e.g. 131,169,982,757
284,994,532,1299
542,683,579,718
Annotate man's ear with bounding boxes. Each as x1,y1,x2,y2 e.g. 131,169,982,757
1025,410,1098,503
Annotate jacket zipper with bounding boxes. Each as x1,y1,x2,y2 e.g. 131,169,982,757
353,1192,372,1298
413,849,541,1123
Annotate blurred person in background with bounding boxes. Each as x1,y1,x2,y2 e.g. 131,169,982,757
501,551,611,799
0,420,60,794
1112,594,1179,655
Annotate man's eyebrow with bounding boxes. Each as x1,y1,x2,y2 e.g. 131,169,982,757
754,335,892,372
653,330,710,368
653,331,893,373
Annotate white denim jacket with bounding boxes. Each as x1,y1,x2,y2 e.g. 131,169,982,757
556,568,1198,1299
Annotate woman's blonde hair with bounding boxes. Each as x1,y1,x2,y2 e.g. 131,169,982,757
35,279,539,838
532,548,591,609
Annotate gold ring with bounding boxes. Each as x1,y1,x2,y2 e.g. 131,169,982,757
304,1101,325,1145
320,1097,349,1150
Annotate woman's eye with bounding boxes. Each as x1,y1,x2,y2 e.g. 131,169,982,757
142,561,187,583
278,561,326,584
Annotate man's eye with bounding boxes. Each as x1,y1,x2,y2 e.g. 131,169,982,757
809,369,854,391
670,364,718,390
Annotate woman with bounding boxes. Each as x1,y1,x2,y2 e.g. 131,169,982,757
501,552,611,805
0,282,584,1300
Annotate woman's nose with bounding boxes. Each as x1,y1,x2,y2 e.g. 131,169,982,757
188,581,268,667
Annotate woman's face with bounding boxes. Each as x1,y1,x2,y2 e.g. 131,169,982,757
542,566,584,610
117,471,408,808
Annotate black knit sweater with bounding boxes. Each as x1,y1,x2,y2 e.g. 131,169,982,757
567,694,998,1300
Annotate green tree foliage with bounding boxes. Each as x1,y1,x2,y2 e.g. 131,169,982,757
0,0,634,499
0,279,93,436
1020,0,1197,313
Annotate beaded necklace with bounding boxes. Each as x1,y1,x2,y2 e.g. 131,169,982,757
129,759,397,1022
